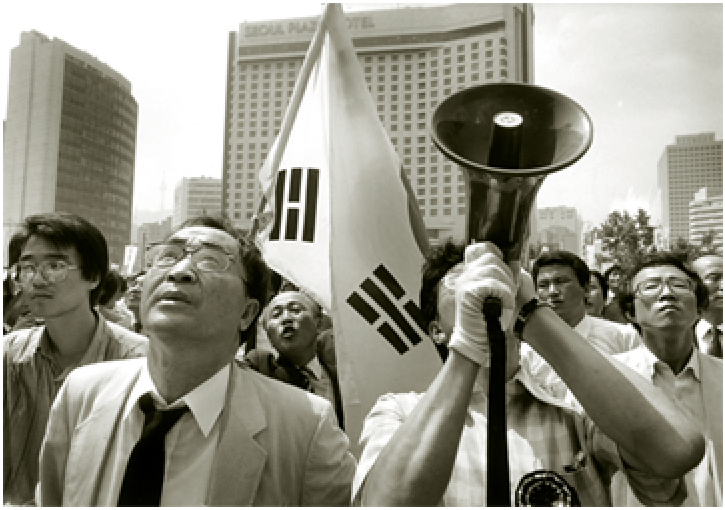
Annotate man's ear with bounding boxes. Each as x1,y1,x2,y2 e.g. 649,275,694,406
239,298,260,332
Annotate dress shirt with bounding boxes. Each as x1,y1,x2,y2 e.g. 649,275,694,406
610,345,719,507
3,314,147,505
696,319,723,357
352,361,683,506
304,356,335,406
97,362,229,506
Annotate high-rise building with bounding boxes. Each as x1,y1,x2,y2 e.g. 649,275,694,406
689,187,723,250
3,31,138,265
658,132,723,245
221,4,534,241
173,176,223,226
535,206,583,256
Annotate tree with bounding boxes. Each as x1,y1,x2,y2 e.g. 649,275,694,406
592,208,655,274
670,230,722,263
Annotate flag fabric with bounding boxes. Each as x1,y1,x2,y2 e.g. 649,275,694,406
255,3,441,453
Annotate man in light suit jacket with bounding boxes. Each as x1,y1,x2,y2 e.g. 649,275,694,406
39,216,355,506
611,253,723,507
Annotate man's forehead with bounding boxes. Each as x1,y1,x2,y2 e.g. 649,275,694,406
537,264,575,279
168,226,238,252
633,264,688,283
20,236,75,259
270,290,316,309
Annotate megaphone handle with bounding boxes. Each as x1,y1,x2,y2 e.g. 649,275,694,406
482,296,511,506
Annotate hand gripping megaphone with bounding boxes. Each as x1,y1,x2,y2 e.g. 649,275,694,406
431,82,593,506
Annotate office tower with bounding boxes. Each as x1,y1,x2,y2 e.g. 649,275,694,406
658,132,723,245
221,4,534,242
3,31,138,265
536,206,584,256
173,176,223,226
689,187,723,250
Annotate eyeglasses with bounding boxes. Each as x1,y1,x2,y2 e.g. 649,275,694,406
634,277,695,297
151,242,237,274
14,260,79,285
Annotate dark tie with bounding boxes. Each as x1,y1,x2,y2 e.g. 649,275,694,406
276,355,311,391
708,327,723,358
117,394,188,506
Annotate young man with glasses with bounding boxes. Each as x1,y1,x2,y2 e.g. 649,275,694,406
3,213,148,506
692,254,723,358
38,216,355,506
612,252,723,506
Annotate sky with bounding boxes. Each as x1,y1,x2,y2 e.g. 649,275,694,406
2,2,722,228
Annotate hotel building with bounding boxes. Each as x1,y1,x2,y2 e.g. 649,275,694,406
221,4,534,242
689,187,723,250
173,176,223,227
3,31,138,265
658,132,723,245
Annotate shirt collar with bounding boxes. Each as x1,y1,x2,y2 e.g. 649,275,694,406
38,311,109,381
638,343,701,382
696,318,714,341
305,356,322,380
573,314,592,337
127,361,231,437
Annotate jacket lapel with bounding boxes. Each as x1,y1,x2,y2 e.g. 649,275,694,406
63,363,143,506
208,363,267,506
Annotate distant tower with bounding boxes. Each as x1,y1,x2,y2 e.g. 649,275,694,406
658,132,723,246
3,31,138,265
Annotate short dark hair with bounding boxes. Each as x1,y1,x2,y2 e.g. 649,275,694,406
9,212,108,307
619,252,709,324
589,270,608,299
171,216,270,346
532,250,590,289
420,239,466,360
98,269,127,306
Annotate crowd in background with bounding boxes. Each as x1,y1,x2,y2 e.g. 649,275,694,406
2,211,722,506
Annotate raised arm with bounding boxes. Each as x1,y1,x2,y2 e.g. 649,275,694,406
520,290,705,478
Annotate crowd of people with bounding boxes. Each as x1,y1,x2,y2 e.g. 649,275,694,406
2,210,722,506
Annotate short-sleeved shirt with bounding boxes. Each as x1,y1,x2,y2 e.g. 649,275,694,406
352,363,685,506
3,313,148,505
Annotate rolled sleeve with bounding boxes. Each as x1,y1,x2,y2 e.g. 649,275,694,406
352,392,417,505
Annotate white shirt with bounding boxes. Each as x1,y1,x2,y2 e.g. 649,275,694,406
610,345,719,507
96,362,230,506
574,314,641,356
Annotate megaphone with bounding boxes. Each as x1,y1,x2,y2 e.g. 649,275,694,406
431,82,593,260
431,82,593,507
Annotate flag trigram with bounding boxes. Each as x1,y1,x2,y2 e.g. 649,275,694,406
270,167,319,243
347,264,428,354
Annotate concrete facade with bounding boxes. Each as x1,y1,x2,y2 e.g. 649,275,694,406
3,31,137,265
658,132,723,245
689,187,723,250
173,176,223,227
221,4,534,243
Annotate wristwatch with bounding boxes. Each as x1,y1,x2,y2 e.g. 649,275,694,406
514,297,550,340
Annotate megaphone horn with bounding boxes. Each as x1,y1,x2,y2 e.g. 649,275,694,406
431,82,593,260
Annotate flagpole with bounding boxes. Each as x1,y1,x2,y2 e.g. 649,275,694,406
250,3,337,238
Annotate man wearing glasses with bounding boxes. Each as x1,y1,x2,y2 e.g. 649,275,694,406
3,213,148,506
611,253,723,506
38,216,355,506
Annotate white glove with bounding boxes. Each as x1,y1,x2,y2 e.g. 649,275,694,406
447,242,517,367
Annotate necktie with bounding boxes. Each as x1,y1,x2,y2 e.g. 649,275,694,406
708,327,723,359
117,394,188,506
276,356,311,391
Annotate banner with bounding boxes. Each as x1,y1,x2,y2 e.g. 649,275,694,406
255,3,441,454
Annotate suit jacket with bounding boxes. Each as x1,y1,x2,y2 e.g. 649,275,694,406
615,346,723,497
39,358,356,506
241,347,345,431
